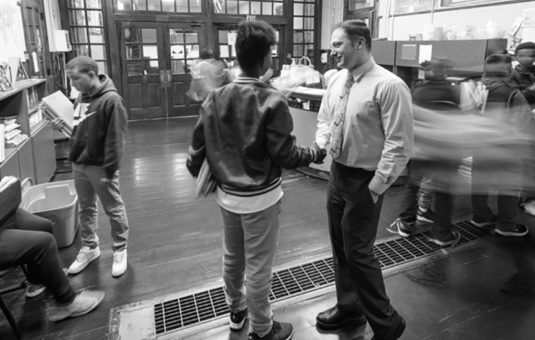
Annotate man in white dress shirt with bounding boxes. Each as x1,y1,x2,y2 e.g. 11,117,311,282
314,20,413,340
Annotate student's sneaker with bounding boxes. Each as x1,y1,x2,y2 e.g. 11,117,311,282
495,224,529,237
68,246,101,275
48,290,105,322
249,321,293,340
229,308,247,331
426,230,460,247
416,208,434,223
387,218,414,238
112,249,128,277
470,216,496,228
520,201,535,216
25,282,46,298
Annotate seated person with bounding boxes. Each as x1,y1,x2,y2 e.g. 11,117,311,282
0,207,104,322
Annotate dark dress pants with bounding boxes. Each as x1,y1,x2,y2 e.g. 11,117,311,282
0,208,76,303
328,162,402,339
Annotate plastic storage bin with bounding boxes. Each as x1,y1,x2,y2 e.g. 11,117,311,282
21,180,78,248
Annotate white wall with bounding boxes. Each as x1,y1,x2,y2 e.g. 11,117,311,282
378,1,533,41
321,0,344,49
0,0,26,62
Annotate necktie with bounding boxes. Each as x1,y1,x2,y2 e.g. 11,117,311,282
330,73,354,159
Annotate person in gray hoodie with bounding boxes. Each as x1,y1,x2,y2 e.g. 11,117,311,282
65,56,130,278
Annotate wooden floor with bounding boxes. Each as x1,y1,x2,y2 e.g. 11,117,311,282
1,118,533,340
0,118,345,339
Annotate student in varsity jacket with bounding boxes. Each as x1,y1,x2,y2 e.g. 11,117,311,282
186,20,325,340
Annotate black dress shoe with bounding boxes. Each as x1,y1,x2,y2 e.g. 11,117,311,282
371,317,406,340
316,305,366,330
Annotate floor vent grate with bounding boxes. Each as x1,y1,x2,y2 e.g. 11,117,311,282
154,220,487,335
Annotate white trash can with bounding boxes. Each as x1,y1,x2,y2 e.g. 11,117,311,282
21,180,78,248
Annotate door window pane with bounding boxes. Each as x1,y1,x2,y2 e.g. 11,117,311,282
294,32,303,43
116,0,132,10
86,0,102,9
294,3,303,15
69,0,85,8
251,2,261,14
127,61,142,75
91,45,106,59
143,59,159,74
262,2,272,15
73,44,89,55
171,60,185,74
176,0,189,12
190,0,201,12
294,17,303,30
69,10,86,25
186,45,199,59
226,1,238,14
274,3,283,15
126,45,141,59
87,10,103,26
218,31,228,44
185,32,198,43
125,28,140,42
72,28,88,43
133,0,147,10
162,0,175,12
142,29,157,43
305,4,314,15
171,45,185,59
293,45,303,57
143,45,158,59
147,0,161,11
170,30,184,44
239,2,249,14
89,28,104,43
304,31,314,43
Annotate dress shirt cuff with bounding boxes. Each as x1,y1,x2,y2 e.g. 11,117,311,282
368,173,389,196
315,137,329,150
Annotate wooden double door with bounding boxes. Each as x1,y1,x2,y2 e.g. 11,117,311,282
120,21,206,120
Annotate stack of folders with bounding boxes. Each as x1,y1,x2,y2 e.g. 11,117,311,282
194,159,217,198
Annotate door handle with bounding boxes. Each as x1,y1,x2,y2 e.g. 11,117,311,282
166,69,172,87
160,70,166,88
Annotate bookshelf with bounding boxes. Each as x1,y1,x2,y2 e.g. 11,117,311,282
0,79,56,183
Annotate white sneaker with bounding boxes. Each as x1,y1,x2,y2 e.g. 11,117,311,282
68,246,101,275
112,249,127,277
48,290,105,322
25,282,46,298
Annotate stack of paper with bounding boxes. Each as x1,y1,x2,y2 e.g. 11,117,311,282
0,124,4,163
1,117,28,148
41,91,74,136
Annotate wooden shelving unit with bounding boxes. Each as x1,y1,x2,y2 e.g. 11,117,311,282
0,79,56,184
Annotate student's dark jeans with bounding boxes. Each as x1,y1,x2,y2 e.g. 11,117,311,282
400,160,460,240
471,151,520,229
398,161,433,224
0,208,76,303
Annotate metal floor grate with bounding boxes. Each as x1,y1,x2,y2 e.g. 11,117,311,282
154,220,487,335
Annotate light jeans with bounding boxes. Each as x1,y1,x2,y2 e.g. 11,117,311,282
220,200,281,337
73,164,129,251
